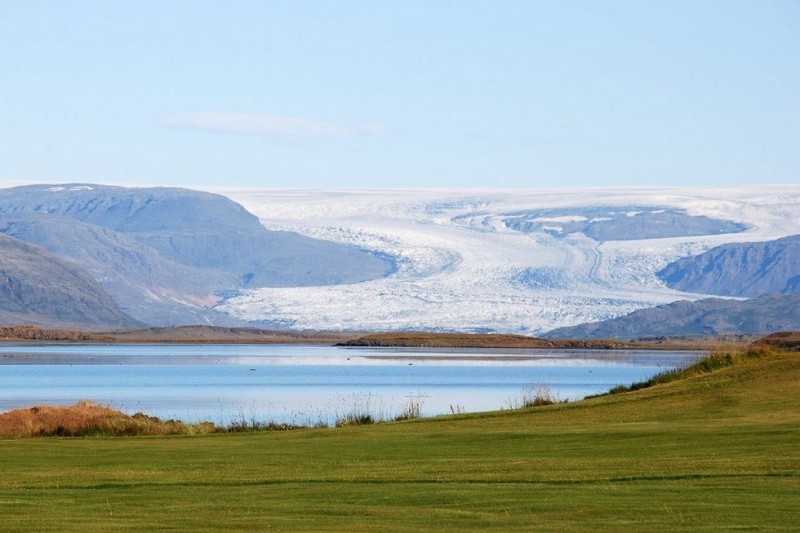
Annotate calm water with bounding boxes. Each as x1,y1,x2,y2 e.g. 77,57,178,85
0,344,701,424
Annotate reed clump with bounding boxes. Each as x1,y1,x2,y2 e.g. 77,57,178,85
393,397,424,421
521,383,561,407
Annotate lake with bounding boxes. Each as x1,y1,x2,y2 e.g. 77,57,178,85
0,344,701,425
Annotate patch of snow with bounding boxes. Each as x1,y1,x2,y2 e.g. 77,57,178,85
532,215,588,223
209,186,800,334
46,186,66,192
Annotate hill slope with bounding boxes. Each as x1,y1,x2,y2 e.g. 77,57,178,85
0,184,394,287
658,234,800,297
0,213,238,325
0,234,139,329
545,292,800,339
0,184,395,325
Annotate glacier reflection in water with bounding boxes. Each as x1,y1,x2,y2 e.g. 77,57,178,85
0,344,701,424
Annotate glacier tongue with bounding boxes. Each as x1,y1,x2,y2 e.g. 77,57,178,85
213,187,800,334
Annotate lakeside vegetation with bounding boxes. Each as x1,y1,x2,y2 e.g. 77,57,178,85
0,345,797,530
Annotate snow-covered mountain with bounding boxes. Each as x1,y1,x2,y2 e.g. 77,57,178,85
217,186,800,334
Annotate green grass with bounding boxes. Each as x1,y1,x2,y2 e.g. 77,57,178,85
603,344,769,395
0,349,798,531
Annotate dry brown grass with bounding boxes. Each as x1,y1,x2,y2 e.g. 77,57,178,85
755,331,800,351
0,326,112,342
0,401,212,437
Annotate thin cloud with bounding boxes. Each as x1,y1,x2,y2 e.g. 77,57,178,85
356,122,391,136
163,111,387,143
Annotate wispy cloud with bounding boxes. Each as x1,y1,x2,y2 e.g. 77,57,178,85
163,111,387,144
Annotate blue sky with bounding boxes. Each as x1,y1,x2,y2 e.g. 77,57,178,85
1,1,798,189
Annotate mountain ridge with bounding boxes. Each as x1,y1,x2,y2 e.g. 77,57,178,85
0,184,395,326
658,234,800,297
545,293,800,339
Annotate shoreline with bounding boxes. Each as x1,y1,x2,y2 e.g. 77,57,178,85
0,325,755,350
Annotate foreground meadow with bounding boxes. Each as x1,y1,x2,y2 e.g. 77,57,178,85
0,349,797,531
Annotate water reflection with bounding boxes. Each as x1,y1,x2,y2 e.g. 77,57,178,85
0,344,701,424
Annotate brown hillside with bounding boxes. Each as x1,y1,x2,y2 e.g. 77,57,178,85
755,331,800,352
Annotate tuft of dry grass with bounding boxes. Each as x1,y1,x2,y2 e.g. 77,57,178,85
0,401,213,437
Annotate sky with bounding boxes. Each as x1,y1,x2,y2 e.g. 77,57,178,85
1,1,798,189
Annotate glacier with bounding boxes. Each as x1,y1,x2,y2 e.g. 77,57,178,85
213,186,800,334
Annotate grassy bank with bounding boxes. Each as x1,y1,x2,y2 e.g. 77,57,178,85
0,348,797,531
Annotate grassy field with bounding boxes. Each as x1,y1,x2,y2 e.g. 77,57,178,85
0,350,797,531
